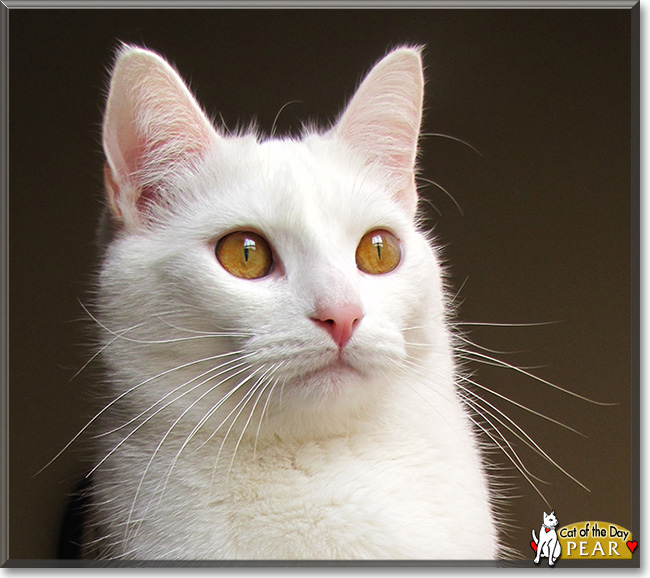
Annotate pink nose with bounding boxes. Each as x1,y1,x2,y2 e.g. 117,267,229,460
311,303,364,349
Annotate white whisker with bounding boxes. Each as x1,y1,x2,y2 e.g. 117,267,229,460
454,321,561,328
140,363,276,525
270,100,302,137
454,333,523,356
88,358,254,477
462,397,551,509
154,315,255,338
416,176,464,216
226,363,282,478
458,383,588,490
459,375,585,437
69,320,147,382
94,352,255,438
397,358,476,449
420,132,483,157
35,349,247,477
80,300,252,345
460,391,549,486
253,372,285,461
402,349,589,491
457,347,615,406
125,363,261,543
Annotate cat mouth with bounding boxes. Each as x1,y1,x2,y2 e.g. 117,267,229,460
299,354,360,381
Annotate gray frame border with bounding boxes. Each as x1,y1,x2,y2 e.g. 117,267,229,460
0,0,7,570
0,0,640,569
0,0,639,7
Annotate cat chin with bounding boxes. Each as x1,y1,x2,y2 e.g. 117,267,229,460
266,361,387,422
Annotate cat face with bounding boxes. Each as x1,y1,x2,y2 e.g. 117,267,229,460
543,511,559,528
99,46,448,427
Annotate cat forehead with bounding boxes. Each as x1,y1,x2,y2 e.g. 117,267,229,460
187,134,410,238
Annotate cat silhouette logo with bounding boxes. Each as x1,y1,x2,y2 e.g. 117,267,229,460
531,510,562,566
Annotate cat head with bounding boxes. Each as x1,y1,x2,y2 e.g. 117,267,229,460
98,45,449,430
543,511,559,528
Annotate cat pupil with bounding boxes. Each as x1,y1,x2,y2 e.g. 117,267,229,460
372,234,383,259
243,238,255,262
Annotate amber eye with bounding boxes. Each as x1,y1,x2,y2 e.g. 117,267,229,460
216,231,273,279
355,229,401,275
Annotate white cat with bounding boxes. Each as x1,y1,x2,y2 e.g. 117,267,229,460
532,511,561,565
85,44,499,560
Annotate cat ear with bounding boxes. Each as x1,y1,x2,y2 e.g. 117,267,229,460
331,47,424,217
102,45,215,229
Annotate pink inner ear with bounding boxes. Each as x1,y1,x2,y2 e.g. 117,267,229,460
104,126,165,224
102,46,215,228
134,182,159,217
332,48,423,216
135,135,212,217
103,163,121,218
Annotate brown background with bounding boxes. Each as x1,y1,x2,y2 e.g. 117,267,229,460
8,7,635,562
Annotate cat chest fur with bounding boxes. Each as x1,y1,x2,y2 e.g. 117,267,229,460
93,386,496,559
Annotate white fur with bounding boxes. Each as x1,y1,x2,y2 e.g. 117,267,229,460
89,45,498,560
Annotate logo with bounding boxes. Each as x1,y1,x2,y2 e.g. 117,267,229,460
530,513,636,563
531,510,561,566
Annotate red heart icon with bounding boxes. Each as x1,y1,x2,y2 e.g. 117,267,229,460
545,528,550,533
627,540,638,553
530,541,537,553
